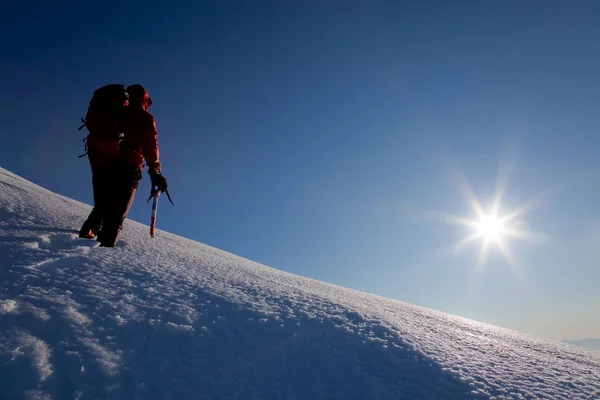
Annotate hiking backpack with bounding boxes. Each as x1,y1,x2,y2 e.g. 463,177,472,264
78,84,129,157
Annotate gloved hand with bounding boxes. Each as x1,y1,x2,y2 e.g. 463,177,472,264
149,168,168,193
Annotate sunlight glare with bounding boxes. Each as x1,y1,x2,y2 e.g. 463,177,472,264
428,150,548,276
476,214,505,243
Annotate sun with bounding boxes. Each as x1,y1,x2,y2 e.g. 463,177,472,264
476,214,505,243
425,154,548,271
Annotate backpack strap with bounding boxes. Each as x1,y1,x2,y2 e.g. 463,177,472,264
77,136,89,158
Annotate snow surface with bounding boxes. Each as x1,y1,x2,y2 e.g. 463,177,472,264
0,166,599,400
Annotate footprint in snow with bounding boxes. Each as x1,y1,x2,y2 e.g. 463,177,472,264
22,233,101,270
36,233,100,253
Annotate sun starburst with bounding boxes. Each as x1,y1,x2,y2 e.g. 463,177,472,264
431,154,548,277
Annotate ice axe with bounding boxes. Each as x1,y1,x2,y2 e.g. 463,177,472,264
147,188,174,238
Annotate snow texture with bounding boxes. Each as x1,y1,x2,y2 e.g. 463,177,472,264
0,166,599,400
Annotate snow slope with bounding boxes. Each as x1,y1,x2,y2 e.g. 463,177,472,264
1,167,599,400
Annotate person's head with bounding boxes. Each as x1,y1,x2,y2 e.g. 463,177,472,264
127,84,153,111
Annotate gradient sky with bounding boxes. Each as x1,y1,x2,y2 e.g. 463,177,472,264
1,1,599,341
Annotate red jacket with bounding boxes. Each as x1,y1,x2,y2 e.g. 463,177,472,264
86,107,161,173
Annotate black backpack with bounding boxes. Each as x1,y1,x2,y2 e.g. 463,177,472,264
78,84,129,157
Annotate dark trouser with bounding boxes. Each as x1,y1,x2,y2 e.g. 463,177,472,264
80,159,141,247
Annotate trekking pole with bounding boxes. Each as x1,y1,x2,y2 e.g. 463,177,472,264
149,190,161,238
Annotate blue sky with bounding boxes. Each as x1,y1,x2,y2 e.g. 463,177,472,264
1,0,599,341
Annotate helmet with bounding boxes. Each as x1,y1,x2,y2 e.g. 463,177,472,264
127,84,153,110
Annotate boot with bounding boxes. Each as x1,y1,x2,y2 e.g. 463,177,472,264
79,209,102,239
97,222,121,247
